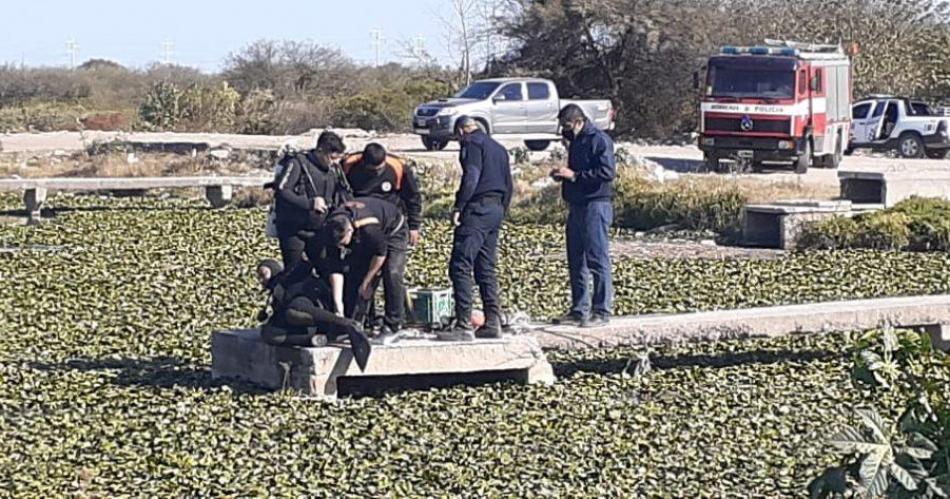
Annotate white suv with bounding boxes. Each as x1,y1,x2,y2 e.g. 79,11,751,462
849,96,950,159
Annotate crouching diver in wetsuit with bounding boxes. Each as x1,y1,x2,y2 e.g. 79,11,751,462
255,244,372,372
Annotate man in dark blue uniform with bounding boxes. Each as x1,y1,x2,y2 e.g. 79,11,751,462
550,104,616,328
440,116,513,342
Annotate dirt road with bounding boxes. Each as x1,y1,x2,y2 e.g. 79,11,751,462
3,130,947,190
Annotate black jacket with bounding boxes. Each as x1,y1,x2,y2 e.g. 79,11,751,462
274,151,350,236
455,130,513,212
344,153,423,231
267,260,333,314
350,197,404,257
562,122,616,205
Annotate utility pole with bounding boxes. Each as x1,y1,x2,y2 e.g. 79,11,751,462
412,35,426,63
65,39,79,70
161,40,175,65
370,29,385,67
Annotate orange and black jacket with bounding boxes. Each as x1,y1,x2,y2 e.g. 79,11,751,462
342,153,423,231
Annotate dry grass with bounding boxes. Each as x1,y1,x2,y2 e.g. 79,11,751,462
0,152,263,179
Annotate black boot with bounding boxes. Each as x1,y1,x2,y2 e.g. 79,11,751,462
437,318,475,342
475,315,503,339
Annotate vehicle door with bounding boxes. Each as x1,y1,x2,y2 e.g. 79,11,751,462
861,100,888,143
878,100,900,141
491,83,526,134
524,82,559,134
850,101,874,146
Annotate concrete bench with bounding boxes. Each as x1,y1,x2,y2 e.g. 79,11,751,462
839,170,950,207
0,176,270,223
211,329,555,400
741,200,859,249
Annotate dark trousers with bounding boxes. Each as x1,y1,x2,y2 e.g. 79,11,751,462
567,201,614,318
449,198,505,324
278,233,307,269
261,297,359,346
370,226,409,330
344,255,383,325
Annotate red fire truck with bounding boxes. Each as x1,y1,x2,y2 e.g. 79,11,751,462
697,40,853,174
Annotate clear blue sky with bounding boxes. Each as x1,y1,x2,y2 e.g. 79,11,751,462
1,0,454,71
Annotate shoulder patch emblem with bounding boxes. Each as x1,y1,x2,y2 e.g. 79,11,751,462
381,181,393,193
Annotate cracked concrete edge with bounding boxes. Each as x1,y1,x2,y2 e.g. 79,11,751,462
529,295,950,351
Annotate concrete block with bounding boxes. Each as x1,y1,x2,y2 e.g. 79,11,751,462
839,170,950,208
205,185,233,209
211,329,555,399
742,200,853,249
23,187,47,225
920,324,950,351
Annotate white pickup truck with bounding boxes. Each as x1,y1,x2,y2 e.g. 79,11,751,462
849,96,950,159
412,77,615,151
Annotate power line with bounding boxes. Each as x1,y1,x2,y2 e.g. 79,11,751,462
161,40,175,65
65,39,79,69
370,29,386,67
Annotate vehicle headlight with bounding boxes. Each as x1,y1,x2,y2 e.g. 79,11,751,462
702,137,715,146
437,108,458,117
778,140,794,150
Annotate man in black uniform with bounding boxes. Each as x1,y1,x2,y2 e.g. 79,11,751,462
440,116,513,342
271,131,350,269
257,243,372,371
343,143,423,335
322,197,406,342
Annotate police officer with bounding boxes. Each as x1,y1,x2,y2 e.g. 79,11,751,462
272,131,350,269
343,143,423,335
550,104,616,328
322,197,406,343
440,116,513,342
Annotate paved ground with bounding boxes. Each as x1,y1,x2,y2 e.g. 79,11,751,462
3,130,950,191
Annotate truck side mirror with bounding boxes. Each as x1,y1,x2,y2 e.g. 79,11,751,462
692,71,700,91
493,95,506,103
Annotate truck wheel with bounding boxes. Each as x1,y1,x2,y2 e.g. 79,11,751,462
898,133,925,159
422,137,449,151
795,141,811,174
822,138,842,169
926,149,949,160
702,153,719,173
524,140,551,152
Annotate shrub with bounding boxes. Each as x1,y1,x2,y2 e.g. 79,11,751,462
237,89,278,134
854,212,912,251
614,173,745,233
892,197,950,251
799,198,950,252
179,82,240,132
138,81,184,131
0,102,85,132
507,166,746,233
797,216,860,250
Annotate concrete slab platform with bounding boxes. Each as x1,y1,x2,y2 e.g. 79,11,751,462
211,329,555,399
839,170,950,207
530,295,950,351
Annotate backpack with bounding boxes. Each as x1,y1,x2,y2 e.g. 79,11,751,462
264,144,313,238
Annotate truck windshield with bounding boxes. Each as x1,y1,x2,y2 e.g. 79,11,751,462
455,82,501,100
708,64,796,100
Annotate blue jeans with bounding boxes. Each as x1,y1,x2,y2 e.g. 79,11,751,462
567,201,613,318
